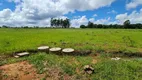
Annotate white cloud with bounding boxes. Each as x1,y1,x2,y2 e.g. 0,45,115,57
0,9,12,18
126,0,142,10
107,10,117,14
71,16,88,28
64,0,115,11
115,13,128,24
93,17,111,24
88,17,113,24
71,16,114,27
116,9,142,24
93,14,98,17
0,0,115,27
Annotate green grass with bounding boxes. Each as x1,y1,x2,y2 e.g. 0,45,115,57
1,28,142,80
1,53,142,80
27,53,93,75
92,60,142,80
0,28,142,54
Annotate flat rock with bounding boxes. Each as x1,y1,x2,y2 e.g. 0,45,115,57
49,47,62,52
84,65,90,69
38,46,49,50
17,52,29,57
111,57,121,60
86,70,93,74
62,48,74,53
83,65,94,74
14,55,20,58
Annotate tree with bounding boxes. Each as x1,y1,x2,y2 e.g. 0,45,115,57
2,25,9,28
123,20,130,29
88,21,94,28
57,19,60,27
97,24,103,28
54,19,57,27
50,18,70,28
50,18,54,27
23,26,29,28
66,18,70,28
80,25,86,28
63,19,67,28
79,20,142,29
60,19,64,28
135,23,142,29
93,24,97,28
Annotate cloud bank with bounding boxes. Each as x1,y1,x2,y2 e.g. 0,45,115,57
126,0,142,10
116,9,142,24
0,0,115,27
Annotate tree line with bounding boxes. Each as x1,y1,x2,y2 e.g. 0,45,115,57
50,18,70,28
80,20,142,29
1,19,142,29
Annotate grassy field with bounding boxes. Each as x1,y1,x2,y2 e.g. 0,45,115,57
0,28,142,54
0,28,142,80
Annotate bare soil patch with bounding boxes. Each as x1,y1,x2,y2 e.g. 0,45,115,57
0,61,75,80
0,61,45,80
92,59,97,64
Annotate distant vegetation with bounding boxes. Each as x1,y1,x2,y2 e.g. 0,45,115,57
1,19,142,29
80,20,142,29
50,18,70,28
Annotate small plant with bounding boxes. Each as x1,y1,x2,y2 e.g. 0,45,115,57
95,46,105,53
3,74,9,79
28,53,47,74
41,78,46,80
61,64,75,76
99,52,112,58
122,36,136,47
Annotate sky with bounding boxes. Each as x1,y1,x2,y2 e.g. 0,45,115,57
0,0,142,27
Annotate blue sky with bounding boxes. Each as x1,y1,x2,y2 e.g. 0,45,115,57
0,0,142,27
0,0,15,11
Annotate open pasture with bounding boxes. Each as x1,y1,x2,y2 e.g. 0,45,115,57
0,28,142,80
0,28,142,54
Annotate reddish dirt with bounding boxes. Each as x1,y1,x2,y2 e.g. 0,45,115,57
92,59,97,64
0,61,45,80
0,61,75,80
91,54,98,64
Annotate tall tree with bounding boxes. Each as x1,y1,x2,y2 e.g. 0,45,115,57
66,18,70,28
50,18,54,27
60,19,64,28
88,21,94,28
123,20,130,29
50,18,70,28
57,19,60,27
